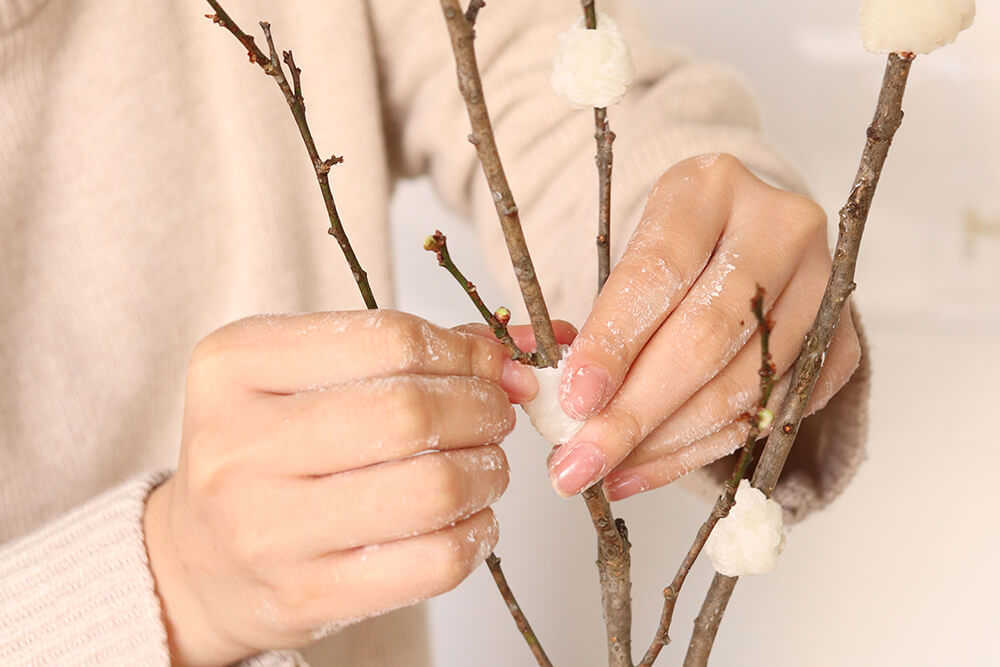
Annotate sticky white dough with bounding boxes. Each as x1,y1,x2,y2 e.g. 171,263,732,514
520,354,585,446
550,12,635,109
860,0,976,55
705,479,786,577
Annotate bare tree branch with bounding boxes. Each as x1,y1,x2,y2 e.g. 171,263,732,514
423,230,536,364
465,0,486,25
419,229,555,663
576,4,631,664
580,3,615,290
486,554,555,667
639,287,776,667
203,1,377,310
438,0,561,368
683,52,915,667
581,486,633,667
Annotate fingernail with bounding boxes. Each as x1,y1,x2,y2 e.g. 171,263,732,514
604,473,649,501
560,364,611,420
549,443,607,497
501,358,537,402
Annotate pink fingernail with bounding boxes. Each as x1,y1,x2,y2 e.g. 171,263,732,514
604,474,649,501
560,364,610,420
501,358,537,403
549,443,607,497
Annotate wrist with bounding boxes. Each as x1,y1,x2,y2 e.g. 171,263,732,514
143,480,247,667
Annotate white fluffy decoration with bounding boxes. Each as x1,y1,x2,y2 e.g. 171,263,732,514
860,0,976,55
551,12,635,109
520,355,585,446
705,480,786,577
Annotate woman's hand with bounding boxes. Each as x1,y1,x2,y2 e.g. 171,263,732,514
143,310,555,666
549,154,862,499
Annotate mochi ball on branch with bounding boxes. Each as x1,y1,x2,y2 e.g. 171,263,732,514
551,12,635,109
705,479,786,577
860,0,976,55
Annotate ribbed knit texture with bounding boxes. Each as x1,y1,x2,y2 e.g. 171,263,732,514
0,0,863,664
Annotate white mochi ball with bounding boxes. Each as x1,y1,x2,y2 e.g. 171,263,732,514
860,0,976,55
705,479,786,577
551,12,635,109
520,353,585,446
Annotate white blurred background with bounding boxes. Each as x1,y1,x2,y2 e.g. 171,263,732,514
389,2,999,665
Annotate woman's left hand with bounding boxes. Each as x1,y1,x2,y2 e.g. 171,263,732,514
549,154,862,500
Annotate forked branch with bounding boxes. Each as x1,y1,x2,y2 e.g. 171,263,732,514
423,231,534,364
438,0,560,368
203,0,377,309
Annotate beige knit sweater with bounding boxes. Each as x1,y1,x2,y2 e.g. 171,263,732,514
0,1,868,665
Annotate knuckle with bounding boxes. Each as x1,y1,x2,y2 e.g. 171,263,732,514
466,336,504,383
779,192,828,238
389,379,435,442
422,457,469,521
378,312,429,372
691,152,744,187
707,372,753,418
603,402,645,451
469,377,515,436
687,303,738,360
428,514,496,594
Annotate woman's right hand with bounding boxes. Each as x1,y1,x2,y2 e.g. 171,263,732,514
143,310,546,666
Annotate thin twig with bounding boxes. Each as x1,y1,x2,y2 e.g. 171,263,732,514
203,1,377,310
683,53,915,667
423,230,535,364
639,288,775,667
486,554,555,667
465,0,486,25
594,109,615,290
578,4,631,664
418,228,553,661
581,2,616,290
438,0,560,368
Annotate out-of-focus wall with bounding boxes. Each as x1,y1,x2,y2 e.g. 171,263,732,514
390,2,999,664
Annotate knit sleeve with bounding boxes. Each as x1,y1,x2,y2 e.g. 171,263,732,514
0,472,308,666
368,0,866,520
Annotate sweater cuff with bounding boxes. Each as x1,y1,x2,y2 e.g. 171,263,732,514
0,472,312,667
0,471,173,665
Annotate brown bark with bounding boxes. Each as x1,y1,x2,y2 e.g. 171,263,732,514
486,554,555,667
203,1,378,310
682,53,915,667
640,288,776,667
438,0,560,368
578,4,632,665
423,230,534,364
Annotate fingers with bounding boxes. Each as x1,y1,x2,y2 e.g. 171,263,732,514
603,315,862,500
604,421,751,501
225,375,517,476
604,246,837,459
188,309,535,398
546,214,826,497
266,447,510,556
273,509,500,636
557,158,742,420
454,319,578,403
